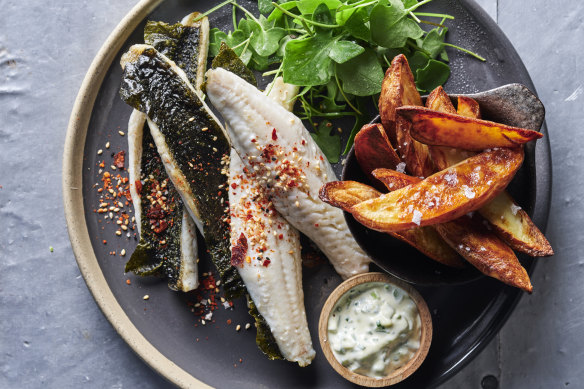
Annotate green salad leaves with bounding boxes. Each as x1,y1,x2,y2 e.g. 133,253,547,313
200,0,484,161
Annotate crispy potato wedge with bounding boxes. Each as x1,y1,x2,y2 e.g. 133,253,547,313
354,123,401,180
457,95,481,119
319,180,382,210
426,86,456,115
397,106,543,151
378,54,422,144
372,168,418,191
425,87,472,170
426,88,552,256
350,148,524,232
378,55,434,177
319,180,463,267
371,168,533,290
435,216,533,292
479,193,554,256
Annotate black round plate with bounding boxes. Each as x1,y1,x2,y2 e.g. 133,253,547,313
80,0,551,388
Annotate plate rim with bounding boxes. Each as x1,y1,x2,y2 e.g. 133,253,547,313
62,0,553,388
62,0,212,388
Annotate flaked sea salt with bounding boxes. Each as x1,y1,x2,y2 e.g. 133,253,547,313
396,162,406,174
412,210,422,226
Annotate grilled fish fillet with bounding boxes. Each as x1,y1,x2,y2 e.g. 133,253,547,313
228,78,314,365
207,68,370,279
230,150,314,366
127,109,199,292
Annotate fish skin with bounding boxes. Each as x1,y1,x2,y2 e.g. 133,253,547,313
207,68,370,279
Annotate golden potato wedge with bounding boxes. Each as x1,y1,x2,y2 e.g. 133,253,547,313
479,193,554,256
378,54,422,144
397,106,543,151
350,148,525,232
319,180,381,210
457,95,481,119
426,86,457,115
319,180,464,267
372,168,534,290
426,88,552,256
372,168,418,191
425,87,472,170
435,216,533,292
354,123,401,179
378,55,434,177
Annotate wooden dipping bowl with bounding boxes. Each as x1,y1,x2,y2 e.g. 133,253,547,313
318,272,433,387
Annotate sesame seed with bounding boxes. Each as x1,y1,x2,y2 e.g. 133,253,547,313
97,149,103,155
143,295,149,300
245,323,251,330
295,201,300,207
236,324,241,331
105,142,110,149
121,225,128,231
120,249,126,256
115,230,122,236
118,131,125,136
188,117,195,122
111,165,117,170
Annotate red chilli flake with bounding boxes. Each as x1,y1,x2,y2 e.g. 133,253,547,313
113,151,126,169
262,259,271,267
231,233,248,267
272,128,278,141
135,180,142,194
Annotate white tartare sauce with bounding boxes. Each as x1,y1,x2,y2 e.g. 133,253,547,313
327,282,421,378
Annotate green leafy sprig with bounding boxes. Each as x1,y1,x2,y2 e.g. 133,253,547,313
205,0,484,161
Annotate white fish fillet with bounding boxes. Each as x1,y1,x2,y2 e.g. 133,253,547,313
127,108,199,292
207,68,370,279
230,150,314,366
228,79,314,366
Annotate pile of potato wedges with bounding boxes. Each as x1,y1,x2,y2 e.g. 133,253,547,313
320,55,553,292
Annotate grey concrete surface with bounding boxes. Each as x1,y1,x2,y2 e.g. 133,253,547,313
0,0,582,388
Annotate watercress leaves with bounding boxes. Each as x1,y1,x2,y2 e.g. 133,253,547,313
329,40,364,64
415,59,450,92
282,32,338,86
370,2,423,49
310,120,341,163
248,16,286,56
336,49,384,96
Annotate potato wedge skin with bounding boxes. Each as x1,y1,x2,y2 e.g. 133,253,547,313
479,192,554,256
319,180,381,210
392,227,464,268
354,123,401,182
435,216,533,292
426,88,552,256
371,168,534,285
427,86,457,115
378,55,434,177
457,95,481,119
372,168,418,191
398,106,543,151
378,54,422,144
319,180,463,267
425,87,472,170
350,148,525,232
